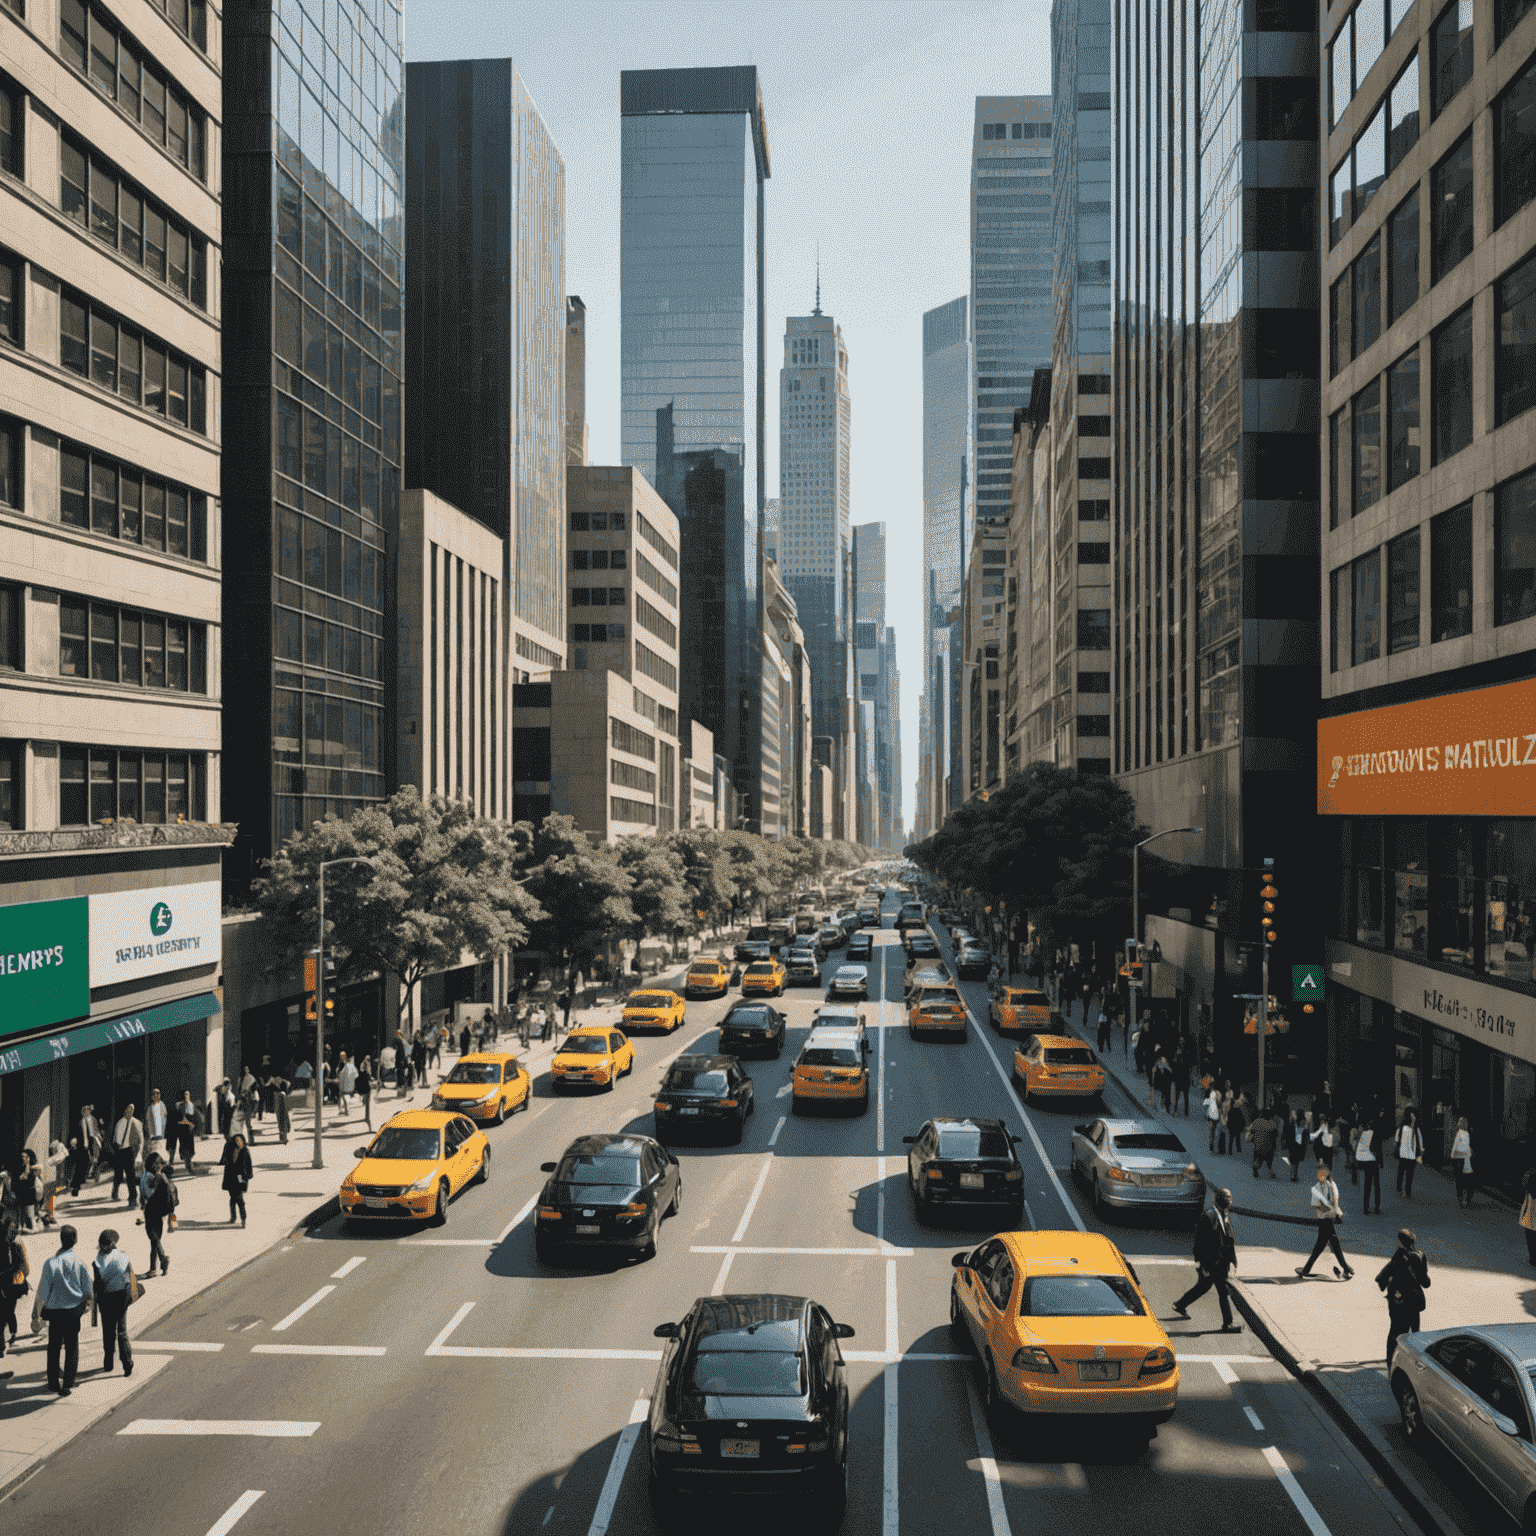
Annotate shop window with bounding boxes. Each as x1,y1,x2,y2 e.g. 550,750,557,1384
1355,818,1385,947
1497,468,1536,625
1431,821,1476,967
1392,820,1429,955
1486,820,1536,981
1432,500,1474,639
1386,527,1421,652
1388,186,1420,326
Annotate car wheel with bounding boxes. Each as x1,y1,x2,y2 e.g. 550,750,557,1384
491,1100,505,1127
949,1285,968,1345
668,1177,682,1217
1395,1377,1427,1449
433,1180,450,1226
1093,1176,1111,1221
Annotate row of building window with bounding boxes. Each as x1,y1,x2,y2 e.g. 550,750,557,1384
55,595,208,693
630,686,678,737
274,605,383,685
570,510,626,533
275,506,384,611
1331,189,1419,369
610,717,655,762
570,622,624,645
275,394,386,523
273,286,392,429
635,639,678,693
570,548,625,571
571,586,624,607
635,549,676,605
60,746,207,828
610,758,655,795
636,511,677,568
635,594,676,648
60,438,208,560
272,685,382,778
611,795,656,826
60,287,208,433
275,165,400,338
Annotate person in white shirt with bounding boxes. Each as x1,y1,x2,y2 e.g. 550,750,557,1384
1296,1165,1354,1280
1205,1087,1223,1152
338,1053,358,1114
1395,1109,1424,1198
1357,1115,1382,1215
144,1089,169,1165
1451,1117,1475,1207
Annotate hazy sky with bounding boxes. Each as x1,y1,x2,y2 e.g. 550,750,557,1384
405,0,1054,832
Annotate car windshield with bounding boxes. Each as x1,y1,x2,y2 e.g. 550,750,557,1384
1113,1133,1185,1154
629,993,673,1008
563,1036,610,1055
687,1350,805,1398
558,1154,642,1186
365,1127,440,1160
1021,1275,1145,1317
937,1127,1011,1159
745,963,775,976
445,1064,500,1084
667,1069,730,1094
803,1047,861,1068
1044,1047,1097,1065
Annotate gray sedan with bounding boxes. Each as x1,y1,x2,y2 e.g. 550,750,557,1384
1068,1118,1205,1220
1393,1323,1536,1528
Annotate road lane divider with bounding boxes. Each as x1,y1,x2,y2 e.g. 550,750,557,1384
731,1158,773,1243
882,1359,899,1536
586,1397,649,1536
250,1344,387,1357
964,1370,1014,1536
203,1491,265,1536
710,1250,736,1296
135,1340,224,1351
1245,1406,1266,1432
119,1421,320,1437
270,1285,334,1332
330,1257,366,1279
768,1114,786,1147
1262,1445,1334,1536
690,1244,914,1257
885,1258,898,1359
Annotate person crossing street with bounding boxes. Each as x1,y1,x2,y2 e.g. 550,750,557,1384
1173,1187,1242,1332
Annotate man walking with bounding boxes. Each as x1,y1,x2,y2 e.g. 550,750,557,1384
1173,1187,1242,1333
410,1033,428,1091
109,1103,144,1207
1247,1103,1280,1178
69,1106,98,1196
1296,1163,1355,1279
29,1224,91,1395
1377,1227,1430,1362
394,1030,412,1096
174,1090,198,1174
1357,1112,1383,1215
458,1021,472,1059
337,1052,357,1115
144,1089,169,1165
89,1228,134,1378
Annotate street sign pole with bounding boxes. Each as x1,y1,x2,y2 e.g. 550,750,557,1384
1259,926,1269,1112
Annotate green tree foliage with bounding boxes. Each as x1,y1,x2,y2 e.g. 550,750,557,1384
669,827,739,930
614,835,691,939
520,814,636,979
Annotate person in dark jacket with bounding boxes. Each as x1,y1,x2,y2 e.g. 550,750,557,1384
219,1135,253,1227
141,1154,174,1276
355,1061,372,1130
1247,1107,1280,1178
1172,1187,1241,1331
1225,1094,1248,1159
410,1034,428,1089
459,1022,472,1058
1377,1227,1430,1362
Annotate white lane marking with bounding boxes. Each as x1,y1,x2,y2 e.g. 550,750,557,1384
882,1361,899,1536
120,1421,320,1437
1119,1256,1190,1265
876,1155,887,1248
1262,1444,1334,1536
431,1346,665,1361
1213,1359,1239,1385
426,1301,476,1355
498,1192,540,1243
587,1397,649,1536
776,1083,793,1099
711,1250,736,1296
1244,1405,1266,1432
731,1158,773,1243
203,1490,265,1536
885,1258,898,1359
541,1507,554,1527
270,1285,335,1332
690,1245,914,1257
847,1350,968,1363
769,1114,787,1147
330,1257,366,1280
402,1238,501,1247
964,1369,1013,1536
138,1340,225,1352
250,1344,387,1357
876,994,887,1153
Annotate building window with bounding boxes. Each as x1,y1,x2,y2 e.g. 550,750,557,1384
1431,304,1474,463
1330,274,1349,376
1431,500,1474,639
1387,54,1421,172
1497,467,1536,625
1499,0,1536,44
1331,11,1354,127
0,414,17,510
1392,820,1429,955
1386,528,1421,653
1497,54,1536,226
1076,609,1110,649
1387,347,1420,490
0,73,19,179
1487,821,1536,980
57,595,207,692
0,739,19,831
58,746,206,826
57,289,207,432
57,441,206,559
1353,234,1382,357
1355,104,1387,221
1429,821,1476,968
1431,134,1474,282
1352,376,1382,514
1499,250,1536,425
0,583,18,671
1388,187,1419,326
1330,157,1352,246
1354,547,1382,664
1431,0,1475,118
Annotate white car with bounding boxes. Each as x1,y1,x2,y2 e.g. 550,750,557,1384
811,1003,870,1056
827,965,869,999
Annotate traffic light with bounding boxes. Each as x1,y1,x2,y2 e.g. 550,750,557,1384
1120,937,1144,985
1260,858,1278,947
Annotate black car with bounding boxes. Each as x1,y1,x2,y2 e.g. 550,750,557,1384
846,932,873,962
903,1117,1025,1223
904,931,942,962
648,1294,853,1522
718,1001,787,1058
785,951,822,987
655,1055,755,1144
534,1133,681,1264
736,939,772,964
956,945,993,980
896,901,926,931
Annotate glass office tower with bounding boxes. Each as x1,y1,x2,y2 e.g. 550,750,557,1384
621,66,769,831
223,0,404,885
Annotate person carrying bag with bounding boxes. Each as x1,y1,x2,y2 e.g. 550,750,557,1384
1451,1117,1475,1208
89,1228,138,1377
1377,1227,1430,1363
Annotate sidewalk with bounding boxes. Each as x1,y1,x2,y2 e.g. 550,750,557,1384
1060,996,1532,1536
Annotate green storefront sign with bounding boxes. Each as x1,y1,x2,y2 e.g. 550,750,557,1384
0,896,90,1042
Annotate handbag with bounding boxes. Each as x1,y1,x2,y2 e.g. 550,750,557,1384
128,1266,143,1304
1520,1193,1536,1232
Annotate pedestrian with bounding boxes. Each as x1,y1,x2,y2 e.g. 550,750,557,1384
1314,1079,1335,1124
238,1069,260,1142
174,1090,198,1174
1247,1104,1279,1179
219,1134,253,1227
1376,1227,1430,1363
427,1027,442,1070
1451,1117,1475,1207
272,1071,292,1144
1225,1092,1247,1159
257,1057,274,1122
1395,1109,1424,1198
1296,1163,1355,1280
1096,1005,1112,1054
89,1228,136,1378
1313,1117,1338,1172
41,1136,66,1226
15,1149,43,1232
0,1215,27,1367
69,1106,98,1195
143,1089,169,1165
338,1052,357,1115
1152,1052,1173,1113
29,1223,91,1396
1172,1187,1242,1332
109,1103,145,1207
542,997,556,1042
1344,1101,1363,1186
141,1154,174,1275
393,1030,411,1095
356,1060,372,1130
459,1021,472,1058
1205,1082,1223,1151
559,986,573,1034
1356,1114,1383,1214
1171,1045,1191,1117
1522,1166,1536,1267
411,1032,428,1089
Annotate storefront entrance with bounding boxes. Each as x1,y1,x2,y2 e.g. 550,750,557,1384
68,1040,146,1129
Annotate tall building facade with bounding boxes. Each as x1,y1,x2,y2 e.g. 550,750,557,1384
918,295,969,838
620,66,770,830
222,0,404,884
854,521,899,848
1112,0,1320,1048
1318,0,1536,1178
405,58,567,692
780,308,854,839
566,293,586,467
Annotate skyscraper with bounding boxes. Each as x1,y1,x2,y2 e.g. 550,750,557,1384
405,59,567,691
620,66,770,831
854,523,900,849
779,307,854,840
222,0,404,884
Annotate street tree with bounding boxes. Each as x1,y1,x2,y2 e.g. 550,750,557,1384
615,835,691,948
520,814,635,983
667,827,738,931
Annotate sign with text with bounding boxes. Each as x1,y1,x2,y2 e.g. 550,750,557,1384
88,882,222,987
1292,964,1324,1001
0,897,89,1041
1319,675,1536,816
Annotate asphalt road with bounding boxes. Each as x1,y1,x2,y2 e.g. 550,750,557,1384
4,893,1430,1536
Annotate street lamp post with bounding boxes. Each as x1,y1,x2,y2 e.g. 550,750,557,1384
1130,828,1203,1028
313,856,376,1170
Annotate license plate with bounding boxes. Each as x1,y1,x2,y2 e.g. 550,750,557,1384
1144,1175,1177,1187
720,1438,759,1458
680,1108,700,1116
1060,1071,1086,1078
1078,1360,1121,1381
960,1173,985,1189
364,1197,390,1209
575,1223,600,1235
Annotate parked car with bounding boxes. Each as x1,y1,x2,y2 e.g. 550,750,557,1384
1068,1118,1205,1221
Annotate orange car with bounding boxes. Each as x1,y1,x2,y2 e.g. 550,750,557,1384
430,1052,530,1123
684,957,731,998
740,958,786,997
1012,1034,1106,1103
989,985,1052,1038
908,979,968,1039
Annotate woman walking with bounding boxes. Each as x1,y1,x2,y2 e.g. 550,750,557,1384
1281,1109,1307,1181
1395,1109,1424,1198
1451,1117,1475,1207
142,1154,174,1276
0,1215,27,1363
272,1073,292,1145
356,1059,373,1131
1376,1227,1430,1362
1296,1163,1355,1280
1357,1113,1383,1215
220,1134,253,1227
1205,1082,1224,1152
15,1150,43,1233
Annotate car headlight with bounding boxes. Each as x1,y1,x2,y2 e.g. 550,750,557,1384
1108,1167,1131,1181
475,1090,500,1105
340,1175,356,1190
409,1171,438,1192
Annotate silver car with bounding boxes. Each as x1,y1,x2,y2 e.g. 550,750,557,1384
828,964,868,999
1068,1118,1206,1219
1393,1323,1536,1527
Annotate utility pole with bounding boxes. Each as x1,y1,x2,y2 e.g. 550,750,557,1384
1259,857,1278,1111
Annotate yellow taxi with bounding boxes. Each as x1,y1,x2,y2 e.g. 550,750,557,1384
1013,1034,1106,1103
908,977,968,1039
989,985,1053,1038
339,1109,489,1226
551,1025,636,1092
791,1024,870,1114
430,1051,530,1124
950,1229,1179,1434
740,957,787,997
621,988,687,1033
683,957,731,999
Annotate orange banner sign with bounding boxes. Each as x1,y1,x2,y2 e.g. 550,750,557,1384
1318,675,1536,816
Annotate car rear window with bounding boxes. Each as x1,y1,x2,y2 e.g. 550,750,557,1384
1008,990,1048,1007
1043,1047,1097,1065
1021,1275,1144,1317
687,1350,805,1397
666,1069,729,1094
629,993,673,1008
937,1126,1011,1159
1113,1133,1186,1153
558,1154,642,1186
724,1008,771,1028
745,963,775,975
803,1047,861,1068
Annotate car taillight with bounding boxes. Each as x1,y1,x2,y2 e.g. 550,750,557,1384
926,1168,944,1180
1011,1347,1057,1374
537,1207,561,1220
654,1101,671,1112
1004,1169,1023,1182
720,1098,739,1107
1139,1347,1176,1378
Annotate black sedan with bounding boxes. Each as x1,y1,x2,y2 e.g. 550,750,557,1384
718,1001,787,1058
534,1133,681,1264
846,931,873,961
956,945,993,980
654,1055,755,1144
904,931,942,962
648,1294,853,1522
903,1116,1025,1224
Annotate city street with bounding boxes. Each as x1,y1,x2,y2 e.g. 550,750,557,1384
3,895,1427,1535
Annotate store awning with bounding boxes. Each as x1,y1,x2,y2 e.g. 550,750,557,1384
0,991,221,1076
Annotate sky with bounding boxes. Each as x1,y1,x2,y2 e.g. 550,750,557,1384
405,0,1055,836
